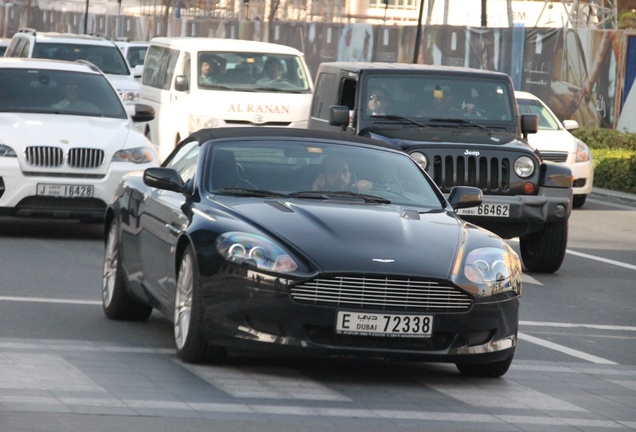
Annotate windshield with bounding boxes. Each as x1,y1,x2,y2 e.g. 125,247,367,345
363,74,515,123
0,68,128,119
33,43,131,75
197,52,311,92
201,141,443,208
517,98,560,131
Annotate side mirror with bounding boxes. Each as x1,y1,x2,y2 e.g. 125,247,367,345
329,105,350,128
174,75,189,92
132,103,155,123
448,186,483,210
143,167,185,193
521,114,539,140
562,119,579,131
133,64,144,79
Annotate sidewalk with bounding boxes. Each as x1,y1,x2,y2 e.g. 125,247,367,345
590,187,636,207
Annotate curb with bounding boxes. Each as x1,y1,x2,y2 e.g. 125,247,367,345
590,187,636,207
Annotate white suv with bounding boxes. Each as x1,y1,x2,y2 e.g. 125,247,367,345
0,58,158,221
5,28,140,109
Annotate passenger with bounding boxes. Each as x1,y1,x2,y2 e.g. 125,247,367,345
312,156,372,192
256,57,284,84
367,87,391,115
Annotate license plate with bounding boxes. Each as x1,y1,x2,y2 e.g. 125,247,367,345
336,311,433,338
37,184,94,198
456,203,509,217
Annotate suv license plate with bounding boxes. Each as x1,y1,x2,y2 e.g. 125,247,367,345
457,203,509,217
37,184,94,198
336,311,433,338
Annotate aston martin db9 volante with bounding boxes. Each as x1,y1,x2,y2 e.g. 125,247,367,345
102,128,522,377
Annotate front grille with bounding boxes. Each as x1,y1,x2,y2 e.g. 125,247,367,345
68,148,105,168
25,146,104,169
25,146,64,167
539,151,568,163
290,276,472,312
430,155,510,193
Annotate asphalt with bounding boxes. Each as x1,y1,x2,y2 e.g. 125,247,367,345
590,187,636,207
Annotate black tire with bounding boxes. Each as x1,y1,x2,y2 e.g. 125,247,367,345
519,221,568,273
102,220,153,321
573,194,587,208
456,354,514,378
174,245,227,363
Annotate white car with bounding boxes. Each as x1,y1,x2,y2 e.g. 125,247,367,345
515,90,594,208
5,29,140,110
0,58,158,221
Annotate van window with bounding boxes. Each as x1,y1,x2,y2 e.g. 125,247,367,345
195,51,311,92
143,46,179,90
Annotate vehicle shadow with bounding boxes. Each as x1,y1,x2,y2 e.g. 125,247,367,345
0,217,104,240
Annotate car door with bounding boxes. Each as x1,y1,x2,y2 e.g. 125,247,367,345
137,140,200,307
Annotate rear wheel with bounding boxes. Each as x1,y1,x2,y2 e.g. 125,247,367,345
102,220,153,321
519,221,568,273
174,245,226,363
456,354,514,378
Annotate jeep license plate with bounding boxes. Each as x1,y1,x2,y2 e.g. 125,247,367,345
336,311,433,338
457,203,509,217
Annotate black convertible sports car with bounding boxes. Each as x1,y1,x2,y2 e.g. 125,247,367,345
102,128,522,377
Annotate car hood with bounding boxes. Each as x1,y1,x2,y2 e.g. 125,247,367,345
0,113,134,150
364,126,522,147
215,197,465,278
526,128,580,153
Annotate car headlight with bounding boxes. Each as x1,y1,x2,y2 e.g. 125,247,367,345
410,151,428,170
464,245,521,297
514,156,535,178
112,147,157,164
575,142,592,163
216,232,298,273
118,89,140,105
189,115,223,134
0,144,17,157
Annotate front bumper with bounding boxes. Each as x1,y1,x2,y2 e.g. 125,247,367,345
197,273,520,364
455,187,572,238
0,158,154,220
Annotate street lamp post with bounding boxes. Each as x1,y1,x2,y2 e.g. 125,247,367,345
412,0,424,63
84,0,89,34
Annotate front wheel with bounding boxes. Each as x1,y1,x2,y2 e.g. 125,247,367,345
519,221,568,273
102,220,152,321
456,354,514,378
573,194,587,208
174,245,226,363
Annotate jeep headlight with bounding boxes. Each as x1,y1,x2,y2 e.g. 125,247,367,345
514,156,535,178
464,246,521,297
410,151,428,170
112,147,157,164
189,115,223,134
216,232,298,273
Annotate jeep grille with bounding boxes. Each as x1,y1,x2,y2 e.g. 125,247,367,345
430,155,511,193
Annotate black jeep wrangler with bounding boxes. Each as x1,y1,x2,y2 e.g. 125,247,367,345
308,62,573,273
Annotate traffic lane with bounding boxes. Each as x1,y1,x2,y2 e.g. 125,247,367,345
0,223,103,301
0,298,174,347
568,198,636,263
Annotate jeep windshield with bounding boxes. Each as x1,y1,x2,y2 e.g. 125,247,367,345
363,74,515,124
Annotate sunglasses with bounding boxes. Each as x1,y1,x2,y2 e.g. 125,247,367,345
369,94,384,102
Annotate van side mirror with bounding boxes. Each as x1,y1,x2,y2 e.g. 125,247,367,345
174,75,189,92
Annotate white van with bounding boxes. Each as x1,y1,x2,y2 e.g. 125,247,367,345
139,37,313,160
